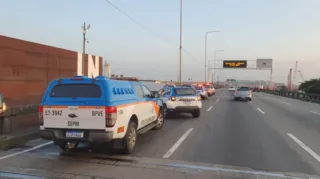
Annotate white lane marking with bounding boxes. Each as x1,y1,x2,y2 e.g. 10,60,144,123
206,106,213,111
216,98,220,102
163,128,193,158
310,111,320,116
287,133,320,164
279,101,292,106
257,108,265,114
0,141,53,161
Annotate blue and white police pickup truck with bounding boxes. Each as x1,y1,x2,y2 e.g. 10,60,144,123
159,86,202,118
39,76,164,154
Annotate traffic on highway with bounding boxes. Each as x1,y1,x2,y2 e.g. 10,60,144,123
1,1,320,179
0,79,320,178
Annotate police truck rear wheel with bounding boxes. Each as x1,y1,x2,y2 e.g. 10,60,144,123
122,121,137,154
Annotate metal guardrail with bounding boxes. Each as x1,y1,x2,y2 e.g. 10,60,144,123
0,104,38,119
262,90,320,104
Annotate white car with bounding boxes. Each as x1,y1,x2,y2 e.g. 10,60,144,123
160,86,202,118
228,86,236,91
194,85,208,100
234,86,252,101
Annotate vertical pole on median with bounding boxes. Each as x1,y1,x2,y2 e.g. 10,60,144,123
204,31,220,83
179,0,183,84
205,35,207,83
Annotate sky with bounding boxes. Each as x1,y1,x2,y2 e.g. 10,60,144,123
1,0,320,83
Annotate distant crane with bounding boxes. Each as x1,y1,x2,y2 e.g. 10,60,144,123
293,61,298,85
298,70,305,82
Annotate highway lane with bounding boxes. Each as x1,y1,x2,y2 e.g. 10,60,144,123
169,90,319,175
0,88,319,177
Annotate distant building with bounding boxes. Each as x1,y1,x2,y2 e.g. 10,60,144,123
104,63,111,77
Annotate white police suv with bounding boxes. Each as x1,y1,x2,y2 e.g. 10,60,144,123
159,86,202,118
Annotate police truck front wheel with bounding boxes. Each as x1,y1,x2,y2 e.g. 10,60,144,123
122,121,137,154
153,109,164,130
192,109,200,118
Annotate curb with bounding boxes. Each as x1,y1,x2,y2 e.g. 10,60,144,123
0,131,39,149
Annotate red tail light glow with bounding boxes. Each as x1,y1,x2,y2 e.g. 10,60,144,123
105,106,117,127
235,90,239,95
38,106,44,125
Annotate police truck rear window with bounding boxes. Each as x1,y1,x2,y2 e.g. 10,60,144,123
50,84,102,98
174,88,196,95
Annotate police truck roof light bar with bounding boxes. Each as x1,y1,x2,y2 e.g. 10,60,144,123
71,76,84,80
110,77,139,81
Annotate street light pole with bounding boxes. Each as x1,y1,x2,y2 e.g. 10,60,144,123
204,30,219,83
179,0,183,84
82,22,91,76
209,49,224,83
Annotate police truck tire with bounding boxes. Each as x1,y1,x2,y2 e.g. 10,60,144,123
153,109,164,130
192,109,200,118
122,121,137,154
58,143,66,151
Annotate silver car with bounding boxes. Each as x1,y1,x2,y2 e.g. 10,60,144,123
234,86,252,101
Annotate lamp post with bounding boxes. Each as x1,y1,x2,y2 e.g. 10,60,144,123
179,0,183,84
204,30,220,83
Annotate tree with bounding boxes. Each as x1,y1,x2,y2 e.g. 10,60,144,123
299,78,320,94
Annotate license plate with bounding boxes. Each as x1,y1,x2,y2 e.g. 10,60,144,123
66,131,84,138
183,101,191,105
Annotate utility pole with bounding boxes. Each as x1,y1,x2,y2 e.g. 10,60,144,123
82,22,91,76
179,0,183,84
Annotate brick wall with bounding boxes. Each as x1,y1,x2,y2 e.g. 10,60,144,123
0,35,103,107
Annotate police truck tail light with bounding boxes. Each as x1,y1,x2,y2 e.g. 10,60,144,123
170,96,176,101
105,106,117,127
38,106,44,126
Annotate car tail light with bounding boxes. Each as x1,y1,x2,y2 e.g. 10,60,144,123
171,96,176,101
0,102,6,115
235,90,239,95
105,106,117,127
38,106,44,125
249,90,252,95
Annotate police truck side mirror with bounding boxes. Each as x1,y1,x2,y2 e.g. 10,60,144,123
151,91,160,98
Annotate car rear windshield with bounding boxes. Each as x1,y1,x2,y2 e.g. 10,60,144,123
50,84,102,98
174,88,196,95
237,87,250,91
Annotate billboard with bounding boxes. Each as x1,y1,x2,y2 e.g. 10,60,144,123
223,60,247,68
257,59,272,69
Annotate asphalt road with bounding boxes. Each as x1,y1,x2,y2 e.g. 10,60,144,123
0,88,320,178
